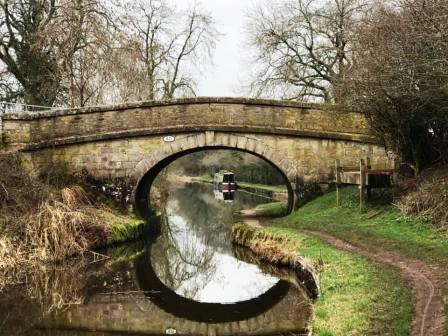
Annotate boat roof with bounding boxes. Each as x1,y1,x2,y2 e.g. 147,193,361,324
216,170,233,174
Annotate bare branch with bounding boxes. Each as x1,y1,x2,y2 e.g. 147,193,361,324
246,0,366,102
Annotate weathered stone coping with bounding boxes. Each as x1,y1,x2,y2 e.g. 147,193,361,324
22,126,378,151
2,96,357,120
232,223,320,300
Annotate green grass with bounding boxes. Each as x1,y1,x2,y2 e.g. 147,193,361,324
254,227,412,336
255,201,288,217
277,187,448,263
265,186,448,335
237,181,287,193
191,175,213,183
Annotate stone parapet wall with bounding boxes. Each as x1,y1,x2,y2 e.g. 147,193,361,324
1,98,375,150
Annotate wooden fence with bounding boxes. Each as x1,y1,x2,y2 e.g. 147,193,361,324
335,158,398,211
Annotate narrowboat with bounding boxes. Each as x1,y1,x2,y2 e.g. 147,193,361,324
213,170,236,192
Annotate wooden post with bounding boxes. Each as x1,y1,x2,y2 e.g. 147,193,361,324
365,157,370,168
391,155,399,186
365,157,372,198
359,159,366,212
335,159,340,206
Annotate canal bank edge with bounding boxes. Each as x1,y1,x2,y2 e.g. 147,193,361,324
231,223,320,301
273,187,447,336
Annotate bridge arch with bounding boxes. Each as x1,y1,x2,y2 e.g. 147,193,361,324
131,132,297,218
2,98,392,214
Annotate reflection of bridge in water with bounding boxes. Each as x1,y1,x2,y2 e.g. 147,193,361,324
38,221,314,336
39,286,310,336
38,254,312,336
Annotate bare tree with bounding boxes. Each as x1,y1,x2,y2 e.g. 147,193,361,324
0,63,21,101
247,0,367,102
0,0,217,106
345,0,448,171
112,0,172,101
55,0,117,107
0,0,118,107
0,0,61,106
113,0,219,102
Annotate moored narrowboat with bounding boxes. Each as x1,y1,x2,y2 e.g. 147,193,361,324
213,170,236,192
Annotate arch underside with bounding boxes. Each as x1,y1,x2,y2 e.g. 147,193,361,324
131,132,297,218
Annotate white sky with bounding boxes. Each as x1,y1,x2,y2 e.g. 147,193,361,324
176,0,263,97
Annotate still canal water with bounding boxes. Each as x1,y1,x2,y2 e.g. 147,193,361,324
0,182,313,335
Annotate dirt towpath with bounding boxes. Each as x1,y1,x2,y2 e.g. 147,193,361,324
304,230,446,336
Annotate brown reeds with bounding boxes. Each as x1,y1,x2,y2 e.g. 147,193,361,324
232,224,299,264
0,153,120,287
25,200,110,261
396,168,448,233
61,185,94,208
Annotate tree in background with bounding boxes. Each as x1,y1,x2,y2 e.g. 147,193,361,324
247,0,448,170
111,0,219,101
343,0,448,171
55,0,116,107
247,0,367,102
0,64,21,102
0,0,218,106
0,0,61,105
171,150,286,186
0,0,117,107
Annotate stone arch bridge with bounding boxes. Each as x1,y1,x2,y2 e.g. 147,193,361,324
0,97,392,215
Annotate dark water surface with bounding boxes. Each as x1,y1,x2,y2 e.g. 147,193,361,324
0,183,312,336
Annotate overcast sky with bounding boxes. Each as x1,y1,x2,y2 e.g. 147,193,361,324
176,0,263,97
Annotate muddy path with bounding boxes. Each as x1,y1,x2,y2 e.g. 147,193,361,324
304,230,446,336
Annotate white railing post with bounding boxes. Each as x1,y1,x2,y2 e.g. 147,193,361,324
0,101,55,114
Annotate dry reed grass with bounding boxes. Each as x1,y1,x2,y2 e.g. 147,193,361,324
396,167,448,232
0,237,21,271
61,185,94,208
233,224,299,264
0,153,118,288
26,200,110,261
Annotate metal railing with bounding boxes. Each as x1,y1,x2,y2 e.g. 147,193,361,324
0,101,55,115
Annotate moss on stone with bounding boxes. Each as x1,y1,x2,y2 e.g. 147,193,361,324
109,215,146,244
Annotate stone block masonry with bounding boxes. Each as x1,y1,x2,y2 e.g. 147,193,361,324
1,97,375,150
0,97,393,212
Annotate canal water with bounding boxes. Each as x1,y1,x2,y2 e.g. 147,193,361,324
0,182,313,336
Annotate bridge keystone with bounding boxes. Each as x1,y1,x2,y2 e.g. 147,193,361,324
205,131,215,145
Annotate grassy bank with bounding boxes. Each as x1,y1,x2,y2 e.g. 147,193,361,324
255,201,288,217
277,187,448,264
232,223,412,336
265,186,448,335
232,224,320,300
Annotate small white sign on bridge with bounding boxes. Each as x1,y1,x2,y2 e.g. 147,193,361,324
163,135,175,143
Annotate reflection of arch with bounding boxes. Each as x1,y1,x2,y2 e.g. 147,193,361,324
136,246,291,324
131,132,296,218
